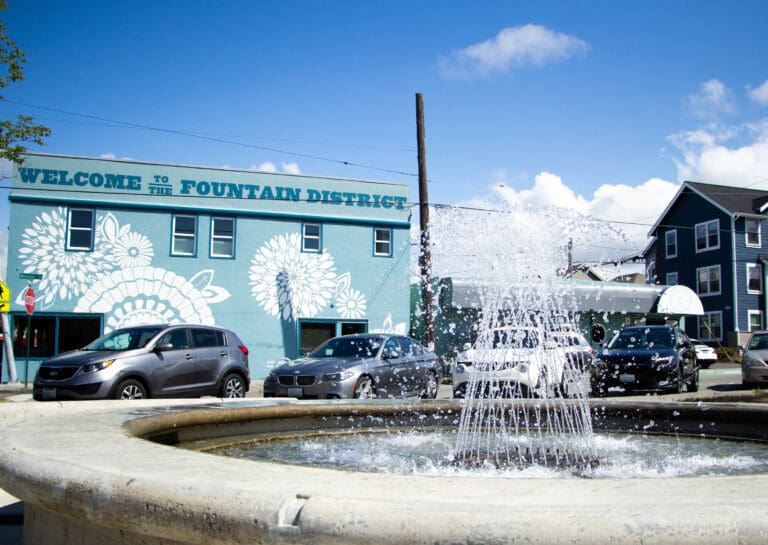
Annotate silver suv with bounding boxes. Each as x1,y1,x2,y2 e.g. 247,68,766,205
33,324,250,400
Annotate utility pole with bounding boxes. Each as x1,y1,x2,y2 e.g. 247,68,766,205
416,93,434,348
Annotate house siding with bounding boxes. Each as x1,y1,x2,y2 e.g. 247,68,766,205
734,216,766,335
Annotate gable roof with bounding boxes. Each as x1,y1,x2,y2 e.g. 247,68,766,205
647,181,768,237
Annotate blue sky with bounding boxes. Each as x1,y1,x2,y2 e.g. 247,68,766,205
1,0,767,268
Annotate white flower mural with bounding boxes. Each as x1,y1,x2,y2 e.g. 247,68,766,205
17,208,229,328
249,233,368,321
74,267,221,332
18,208,115,309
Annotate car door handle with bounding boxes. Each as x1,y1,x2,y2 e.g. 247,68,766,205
219,351,227,357
185,354,194,360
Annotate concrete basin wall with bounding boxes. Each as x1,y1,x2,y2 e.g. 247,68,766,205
0,398,767,545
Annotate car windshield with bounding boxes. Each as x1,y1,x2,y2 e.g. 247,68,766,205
609,328,674,350
491,329,539,349
309,336,384,358
748,333,768,350
83,326,165,351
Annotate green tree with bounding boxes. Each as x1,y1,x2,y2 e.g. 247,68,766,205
0,0,50,165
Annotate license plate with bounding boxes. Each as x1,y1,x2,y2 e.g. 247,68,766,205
42,388,57,400
287,387,303,397
619,374,636,383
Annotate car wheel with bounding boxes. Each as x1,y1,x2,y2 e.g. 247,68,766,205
220,373,246,398
353,376,374,399
686,368,700,392
452,383,466,399
420,372,439,399
114,379,147,400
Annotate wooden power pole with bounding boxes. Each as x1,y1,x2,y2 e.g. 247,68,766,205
416,93,434,348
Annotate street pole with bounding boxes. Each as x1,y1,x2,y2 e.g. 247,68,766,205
416,92,435,349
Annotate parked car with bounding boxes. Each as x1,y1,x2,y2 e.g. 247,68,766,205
33,324,250,401
263,333,441,400
451,326,588,399
590,325,698,396
691,339,718,368
741,330,768,387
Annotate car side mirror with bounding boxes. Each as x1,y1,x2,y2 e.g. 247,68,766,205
462,342,471,351
154,343,174,352
383,350,399,360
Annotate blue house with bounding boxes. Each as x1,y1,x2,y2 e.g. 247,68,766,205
4,153,412,381
645,181,768,347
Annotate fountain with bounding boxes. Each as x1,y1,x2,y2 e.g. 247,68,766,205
1,204,768,543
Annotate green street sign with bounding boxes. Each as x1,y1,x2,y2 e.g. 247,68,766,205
19,273,42,280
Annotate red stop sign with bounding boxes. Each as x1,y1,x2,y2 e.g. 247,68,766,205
24,286,36,315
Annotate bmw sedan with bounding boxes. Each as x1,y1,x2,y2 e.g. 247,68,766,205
263,333,441,400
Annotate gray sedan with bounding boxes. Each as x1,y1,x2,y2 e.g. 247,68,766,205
742,330,768,386
263,333,441,400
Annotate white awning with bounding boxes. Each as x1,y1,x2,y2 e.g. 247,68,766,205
656,285,704,316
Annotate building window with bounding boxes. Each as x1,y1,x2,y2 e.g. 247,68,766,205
374,228,392,257
666,272,678,285
12,314,101,359
646,259,656,283
172,215,197,256
698,311,722,341
210,217,235,258
747,263,763,294
697,265,721,296
665,230,677,258
749,310,763,332
695,219,720,252
302,223,321,253
746,219,762,248
66,208,94,251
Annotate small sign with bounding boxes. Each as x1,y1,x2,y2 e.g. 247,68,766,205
0,280,9,313
19,273,42,281
24,286,36,315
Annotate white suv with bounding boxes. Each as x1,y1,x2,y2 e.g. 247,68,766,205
451,326,590,398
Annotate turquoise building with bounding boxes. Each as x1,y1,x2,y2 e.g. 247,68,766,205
4,153,412,381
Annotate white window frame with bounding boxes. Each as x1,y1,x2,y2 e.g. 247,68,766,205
210,217,235,258
746,219,762,248
665,230,677,258
302,223,322,253
697,264,721,296
171,214,197,256
747,263,763,294
749,310,763,332
373,227,393,257
66,208,95,251
666,272,678,285
698,311,722,341
695,219,720,253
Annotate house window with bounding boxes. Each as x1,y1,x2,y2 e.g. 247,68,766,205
302,223,321,253
172,215,197,256
66,208,95,251
698,311,722,341
749,310,763,332
646,259,656,283
746,219,762,247
697,265,721,296
666,272,678,285
373,228,392,257
210,217,235,258
665,230,677,258
747,263,763,293
695,219,720,252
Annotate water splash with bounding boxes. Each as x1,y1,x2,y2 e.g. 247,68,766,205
428,203,624,469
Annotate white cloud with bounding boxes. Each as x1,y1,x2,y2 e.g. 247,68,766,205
748,79,768,105
438,24,589,79
249,161,301,174
667,119,768,185
687,79,735,118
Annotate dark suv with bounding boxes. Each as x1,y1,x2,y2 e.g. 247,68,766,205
590,325,698,396
33,324,250,401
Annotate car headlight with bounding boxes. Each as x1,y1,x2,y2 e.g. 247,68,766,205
322,370,354,382
744,355,767,368
592,357,606,367
82,360,115,374
652,355,676,368
266,372,277,382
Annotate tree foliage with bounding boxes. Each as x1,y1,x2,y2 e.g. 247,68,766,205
0,0,50,165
